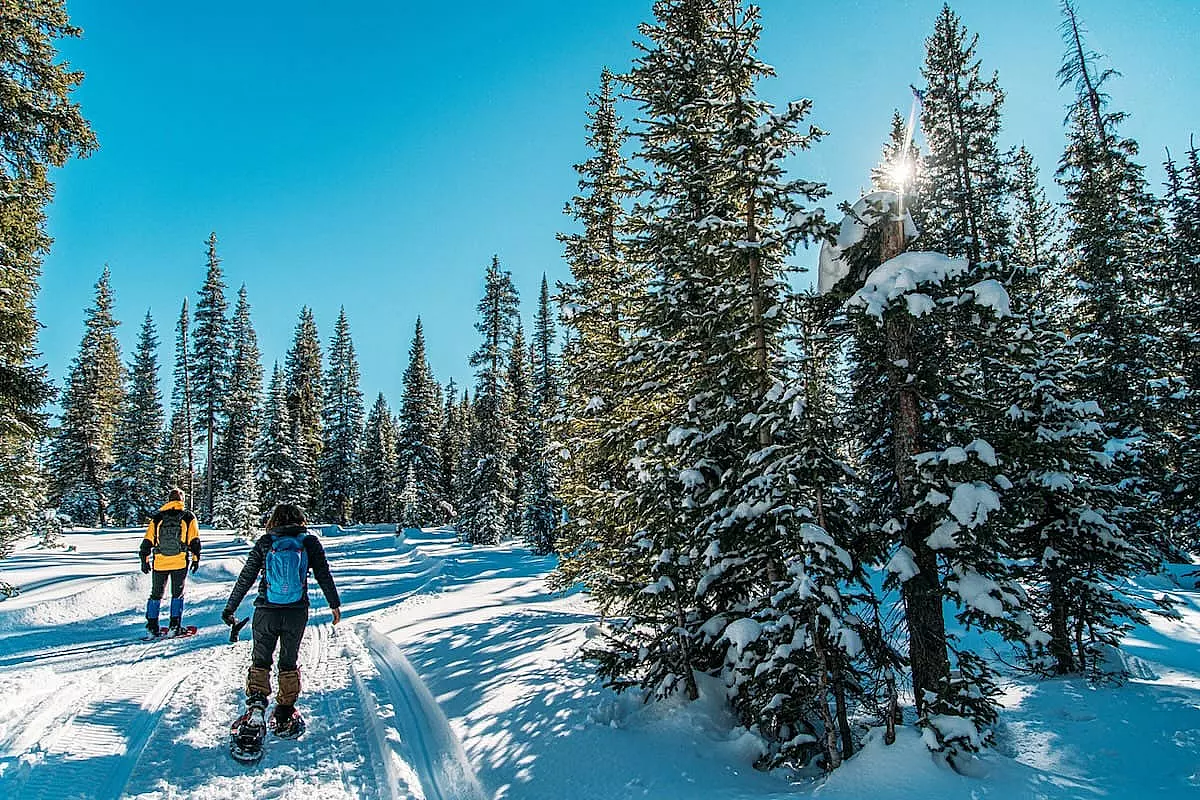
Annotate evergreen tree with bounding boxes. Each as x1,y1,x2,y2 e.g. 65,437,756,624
0,0,96,556
1056,0,1171,554
871,109,924,197
590,4,840,753
214,287,263,536
459,256,519,545
554,67,644,594
285,308,323,516
523,275,562,554
192,232,230,521
48,268,123,525
439,378,460,516
919,5,1011,265
320,308,364,525
450,388,475,521
1164,143,1200,544
162,299,195,505
109,312,165,525
360,393,398,522
256,363,298,512
506,321,534,539
398,318,444,527
1009,145,1065,302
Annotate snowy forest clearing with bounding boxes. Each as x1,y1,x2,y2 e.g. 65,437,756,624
0,526,1195,798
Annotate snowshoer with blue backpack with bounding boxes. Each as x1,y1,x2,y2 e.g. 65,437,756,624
222,503,341,748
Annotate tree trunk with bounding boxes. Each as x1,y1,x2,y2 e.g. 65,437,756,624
882,208,951,716
1047,569,1076,674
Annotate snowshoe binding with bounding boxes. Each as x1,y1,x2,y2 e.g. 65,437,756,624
142,624,197,641
269,707,305,740
230,702,268,763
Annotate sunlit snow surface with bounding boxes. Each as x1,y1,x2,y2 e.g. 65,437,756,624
1,526,1199,798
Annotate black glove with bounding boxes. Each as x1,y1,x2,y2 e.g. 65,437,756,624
221,608,236,627
141,559,151,574
190,557,199,574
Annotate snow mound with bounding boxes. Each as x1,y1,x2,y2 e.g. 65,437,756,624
848,251,968,318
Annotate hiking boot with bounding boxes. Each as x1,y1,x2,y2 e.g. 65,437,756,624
246,692,268,711
270,705,305,739
146,619,161,636
167,618,183,636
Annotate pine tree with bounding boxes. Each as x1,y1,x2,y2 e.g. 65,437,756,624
214,287,263,536
554,67,644,593
360,393,398,522
450,388,475,521
162,300,196,505
506,321,534,539
919,5,1011,265
192,232,230,521
0,0,96,557
1056,0,1172,555
285,308,323,516
1164,143,1200,544
256,363,298,513
590,2,837,740
459,256,519,545
1009,145,1065,302
523,275,562,554
320,308,364,525
48,268,124,525
439,378,460,515
109,312,165,525
398,318,444,527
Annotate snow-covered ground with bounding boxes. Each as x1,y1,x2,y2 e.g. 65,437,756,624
1,525,1199,799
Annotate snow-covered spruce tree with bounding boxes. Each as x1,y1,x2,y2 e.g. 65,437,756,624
438,378,460,519
919,5,1011,266
256,363,298,513
214,287,263,536
718,290,884,770
1163,143,1200,545
522,275,563,554
191,233,230,522
506,321,535,539
836,202,1030,755
162,299,195,504
871,110,924,196
360,393,399,523
0,0,96,558
48,268,123,525
1000,309,1166,676
590,1,840,726
319,308,364,525
397,318,444,528
1008,145,1065,304
285,308,323,516
109,312,166,525
553,67,645,599
449,387,475,522
459,256,519,545
1056,0,1173,556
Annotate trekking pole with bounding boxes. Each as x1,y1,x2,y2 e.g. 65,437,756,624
230,616,250,643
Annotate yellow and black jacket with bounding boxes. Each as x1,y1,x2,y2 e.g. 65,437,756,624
138,500,201,572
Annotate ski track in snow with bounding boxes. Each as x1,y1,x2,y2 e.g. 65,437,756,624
0,526,486,800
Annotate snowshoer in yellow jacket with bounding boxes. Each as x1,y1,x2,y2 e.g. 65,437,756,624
138,487,201,636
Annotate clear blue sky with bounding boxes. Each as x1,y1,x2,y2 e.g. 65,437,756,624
42,0,1199,407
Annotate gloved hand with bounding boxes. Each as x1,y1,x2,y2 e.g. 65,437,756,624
221,608,236,627
190,557,199,574
140,559,151,574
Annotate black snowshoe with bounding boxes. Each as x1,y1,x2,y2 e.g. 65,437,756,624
230,703,268,763
269,707,306,740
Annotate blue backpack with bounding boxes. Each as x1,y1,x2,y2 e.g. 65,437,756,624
265,532,309,604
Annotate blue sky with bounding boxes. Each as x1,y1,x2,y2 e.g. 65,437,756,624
42,0,1200,407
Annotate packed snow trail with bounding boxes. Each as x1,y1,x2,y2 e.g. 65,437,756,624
0,526,481,800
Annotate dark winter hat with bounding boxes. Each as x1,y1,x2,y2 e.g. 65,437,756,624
167,487,185,502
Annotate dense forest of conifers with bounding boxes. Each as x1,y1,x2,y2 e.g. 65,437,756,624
3,0,1199,775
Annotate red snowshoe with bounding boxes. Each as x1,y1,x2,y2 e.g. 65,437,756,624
230,705,267,763
269,707,306,740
